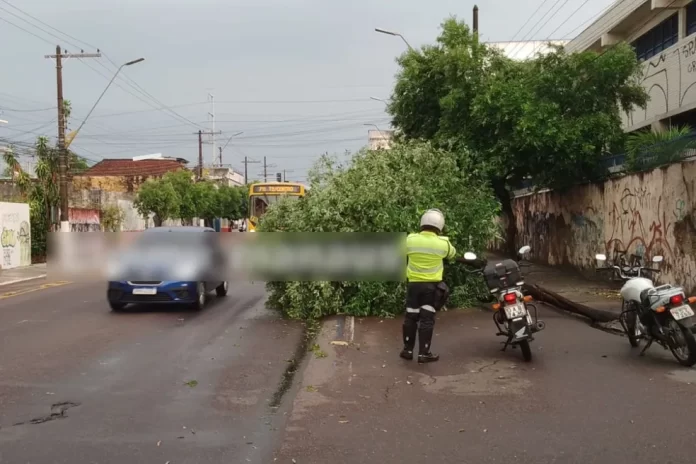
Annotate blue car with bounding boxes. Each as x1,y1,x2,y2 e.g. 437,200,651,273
106,226,228,312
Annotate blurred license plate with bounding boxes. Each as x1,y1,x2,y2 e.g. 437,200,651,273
132,288,157,295
670,305,694,320
504,304,527,319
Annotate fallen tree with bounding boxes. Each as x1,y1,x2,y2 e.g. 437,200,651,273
257,140,501,320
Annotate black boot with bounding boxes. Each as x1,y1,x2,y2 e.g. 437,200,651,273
417,327,439,364
401,317,417,360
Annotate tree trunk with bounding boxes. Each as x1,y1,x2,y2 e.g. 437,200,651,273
153,215,163,227
491,178,517,256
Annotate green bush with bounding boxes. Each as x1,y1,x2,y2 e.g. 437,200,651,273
258,140,500,320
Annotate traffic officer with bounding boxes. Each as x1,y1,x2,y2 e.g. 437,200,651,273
401,209,458,364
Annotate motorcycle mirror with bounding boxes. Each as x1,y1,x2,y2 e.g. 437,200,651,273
464,252,477,261
652,255,664,263
518,245,531,256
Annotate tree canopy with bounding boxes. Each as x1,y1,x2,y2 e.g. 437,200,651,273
134,171,246,226
387,17,648,250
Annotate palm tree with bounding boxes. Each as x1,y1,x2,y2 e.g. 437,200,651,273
625,125,696,172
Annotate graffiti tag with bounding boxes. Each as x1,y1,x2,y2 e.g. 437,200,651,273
1,227,16,248
675,199,686,221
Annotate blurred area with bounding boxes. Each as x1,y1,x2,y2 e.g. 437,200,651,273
48,231,407,282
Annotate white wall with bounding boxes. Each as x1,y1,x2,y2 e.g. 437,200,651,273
0,201,31,269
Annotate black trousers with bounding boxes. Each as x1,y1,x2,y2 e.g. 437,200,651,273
403,282,443,354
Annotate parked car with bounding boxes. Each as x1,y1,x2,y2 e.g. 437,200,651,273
106,226,228,312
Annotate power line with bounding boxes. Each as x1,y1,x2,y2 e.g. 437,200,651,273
530,0,592,55
509,0,566,58
508,0,553,43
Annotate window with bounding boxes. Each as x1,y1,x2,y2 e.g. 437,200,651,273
688,1,696,37
632,13,679,61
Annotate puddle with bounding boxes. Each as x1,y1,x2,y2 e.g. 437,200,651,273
666,369,696,384
418,359,531,396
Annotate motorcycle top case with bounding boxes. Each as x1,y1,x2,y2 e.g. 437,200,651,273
483,259,523,291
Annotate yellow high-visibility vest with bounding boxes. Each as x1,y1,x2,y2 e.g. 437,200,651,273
406,230,456,282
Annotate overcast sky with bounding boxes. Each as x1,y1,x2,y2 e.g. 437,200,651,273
0,0,613,183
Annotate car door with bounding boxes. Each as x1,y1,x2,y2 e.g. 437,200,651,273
203,230,224,290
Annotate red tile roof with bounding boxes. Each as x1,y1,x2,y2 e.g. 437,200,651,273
82,159,185,177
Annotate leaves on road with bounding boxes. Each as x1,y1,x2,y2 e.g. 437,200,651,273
184,380,198,388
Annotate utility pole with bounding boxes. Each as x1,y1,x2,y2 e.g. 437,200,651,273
473,5,479,35
243,156,260,184
207,93,216,166
218,146,223,166
262,157,277,182
193,129,222,180
283,169,294,182
198,130,203,180
45,45,101,232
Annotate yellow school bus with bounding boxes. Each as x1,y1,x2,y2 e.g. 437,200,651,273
247,182,306,231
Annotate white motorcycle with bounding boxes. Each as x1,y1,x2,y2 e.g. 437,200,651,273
596,253,696,367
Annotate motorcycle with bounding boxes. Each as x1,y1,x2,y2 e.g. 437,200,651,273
596,253,696,367
463,246,545,362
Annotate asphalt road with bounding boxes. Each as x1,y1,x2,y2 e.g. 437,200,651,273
276,304,696,464
0,278,303,464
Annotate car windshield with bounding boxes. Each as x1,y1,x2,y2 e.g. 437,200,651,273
133,230,209,251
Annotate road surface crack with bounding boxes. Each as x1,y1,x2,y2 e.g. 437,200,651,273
477,360,499,373
13,402,81,426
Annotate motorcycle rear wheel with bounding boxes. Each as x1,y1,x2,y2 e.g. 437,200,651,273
667,320,696,367
519,340,532,362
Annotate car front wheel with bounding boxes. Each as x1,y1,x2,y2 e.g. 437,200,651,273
192,282,207,311
109,301,127,312
216,281,228,297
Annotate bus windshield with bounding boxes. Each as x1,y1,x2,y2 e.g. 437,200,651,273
250,194,300,219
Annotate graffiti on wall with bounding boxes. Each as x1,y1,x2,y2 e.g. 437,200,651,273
510,161,696,294
606,187,674,261
625,36,696,128
0,202,31,269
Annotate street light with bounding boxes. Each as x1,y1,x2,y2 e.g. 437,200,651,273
217,131,244,166
67,57,145,147
370,96,390,106
374,27,413,50
0,119,8,124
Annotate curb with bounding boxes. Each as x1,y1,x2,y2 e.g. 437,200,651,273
524,283,618,323
0,274,47,287
331,315,355,346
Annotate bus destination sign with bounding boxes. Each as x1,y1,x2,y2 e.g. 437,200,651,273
252,184,302,194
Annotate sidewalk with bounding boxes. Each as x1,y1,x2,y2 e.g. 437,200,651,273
486,251,621,323
0,263,47,286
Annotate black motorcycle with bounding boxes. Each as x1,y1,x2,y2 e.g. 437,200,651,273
463,246,545,362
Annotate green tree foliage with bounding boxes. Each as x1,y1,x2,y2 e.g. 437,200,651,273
257,141,500,320
136,171,246,227
625,125,695,172
101,205,125,232
133,178,180,226
162,170,198,225
387,17,648,251
3,136,62,260
218,184,245,221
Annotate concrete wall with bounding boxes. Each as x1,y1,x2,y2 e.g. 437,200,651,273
510,159,696,294
0,202,31,269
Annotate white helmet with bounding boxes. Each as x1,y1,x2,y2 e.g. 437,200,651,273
420,209,445,232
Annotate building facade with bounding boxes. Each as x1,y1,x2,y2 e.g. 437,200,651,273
488,40,569,60
367,129,394,150
566,0,696,133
